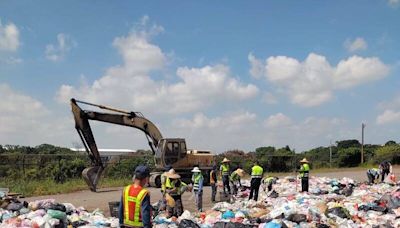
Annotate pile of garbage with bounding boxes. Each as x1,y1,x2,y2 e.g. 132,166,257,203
153,176,400,228
0,198,118,228
1,176,399,227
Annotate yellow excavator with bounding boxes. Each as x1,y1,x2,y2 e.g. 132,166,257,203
70,98,214,192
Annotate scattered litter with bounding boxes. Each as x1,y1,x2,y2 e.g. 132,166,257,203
1,176,400,227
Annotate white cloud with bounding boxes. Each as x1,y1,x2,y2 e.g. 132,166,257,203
0,20,19,52
344,37,368,52
1,56,23,65
251,53,390,107
57,17,258,114
45,33,76,61
264,113,292,128
376,110,400,125
262,92,278,104
248,53,264,79
388,0,399,6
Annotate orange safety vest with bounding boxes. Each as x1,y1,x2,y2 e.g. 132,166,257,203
210,170,216,184
123,184,149,227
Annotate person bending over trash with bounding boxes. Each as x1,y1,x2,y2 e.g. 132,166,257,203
263,176,278,192
230,168,245,195
379,161,392,182
164,169,188,217
191,167,204,212
367,168,381,184
119,165,152,228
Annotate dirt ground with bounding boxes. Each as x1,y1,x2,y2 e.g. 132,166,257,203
24,167,400,216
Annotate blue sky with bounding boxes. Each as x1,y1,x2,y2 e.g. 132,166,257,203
0,1,399,152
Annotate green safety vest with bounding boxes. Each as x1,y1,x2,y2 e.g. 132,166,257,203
230,171,240,182
192,173,203,191
221,164,230,176
123,185,148,227
251,165,263,178
300,163,310,178
165,179,187,196
161,173,170,193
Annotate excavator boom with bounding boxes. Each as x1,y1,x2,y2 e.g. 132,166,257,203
70,98,163,191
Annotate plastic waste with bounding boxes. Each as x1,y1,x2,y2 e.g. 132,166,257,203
47,209,67,220
178,219,200,228
222,210,235,219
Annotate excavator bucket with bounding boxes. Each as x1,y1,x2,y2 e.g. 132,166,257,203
82,166,104,192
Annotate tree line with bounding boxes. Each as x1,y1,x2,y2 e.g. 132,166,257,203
0,139,399,182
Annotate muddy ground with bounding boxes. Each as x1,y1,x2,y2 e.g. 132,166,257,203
25,167,400,216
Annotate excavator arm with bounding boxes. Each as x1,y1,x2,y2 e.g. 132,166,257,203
70,98,163,192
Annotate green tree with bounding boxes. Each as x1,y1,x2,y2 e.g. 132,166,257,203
375,145,400,164
385,140,397,146
338,147,361,167
337,140,360,149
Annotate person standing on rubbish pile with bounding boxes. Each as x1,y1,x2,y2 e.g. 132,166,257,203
191,167,204,212
367,168,381,184
230,168,245,195
220,158,231,197
379,161,392,182
249,161,263,201
263,176,277,192
210,165,218,202
165,169,188,217
299,158,310,192
119,165,152,228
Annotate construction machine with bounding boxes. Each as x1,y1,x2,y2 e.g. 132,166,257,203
70,98,214,192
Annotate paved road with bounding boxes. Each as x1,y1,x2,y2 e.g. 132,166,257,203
25,167,399,216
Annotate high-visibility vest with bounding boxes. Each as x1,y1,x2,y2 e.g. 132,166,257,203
300,164,310,178
123,184,148,227
368,168,379,177
210,170,216,184
230,171,240,182
165,179,187,196
192,173,203,191
161,173,170,193
251,165,263,178
221,164,230,176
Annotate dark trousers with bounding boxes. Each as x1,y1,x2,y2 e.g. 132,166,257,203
211,183,217,202
301,177,309,192
222,175,231,195
249,178,261,201
367,172,376,184
381,169,390,182
267,183,273,192
167,195,183,217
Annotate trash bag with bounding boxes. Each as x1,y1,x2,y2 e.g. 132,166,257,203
326,207,350,219
49,203,66,212
222,210,235,219
165,193,175,207
268,190,279,198
371,205,387,213
178,219,200,228
263,221,282,228
316,224,330,228
341,186,353,196
287,213,307,223
6,202,23,211
47,209,67,220
225,222,254,228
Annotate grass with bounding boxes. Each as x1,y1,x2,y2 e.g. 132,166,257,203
0,177,131,197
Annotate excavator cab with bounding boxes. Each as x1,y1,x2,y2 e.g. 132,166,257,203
156,138,187,168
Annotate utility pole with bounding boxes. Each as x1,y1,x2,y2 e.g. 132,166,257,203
361,123,366,164
329,140,332,168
